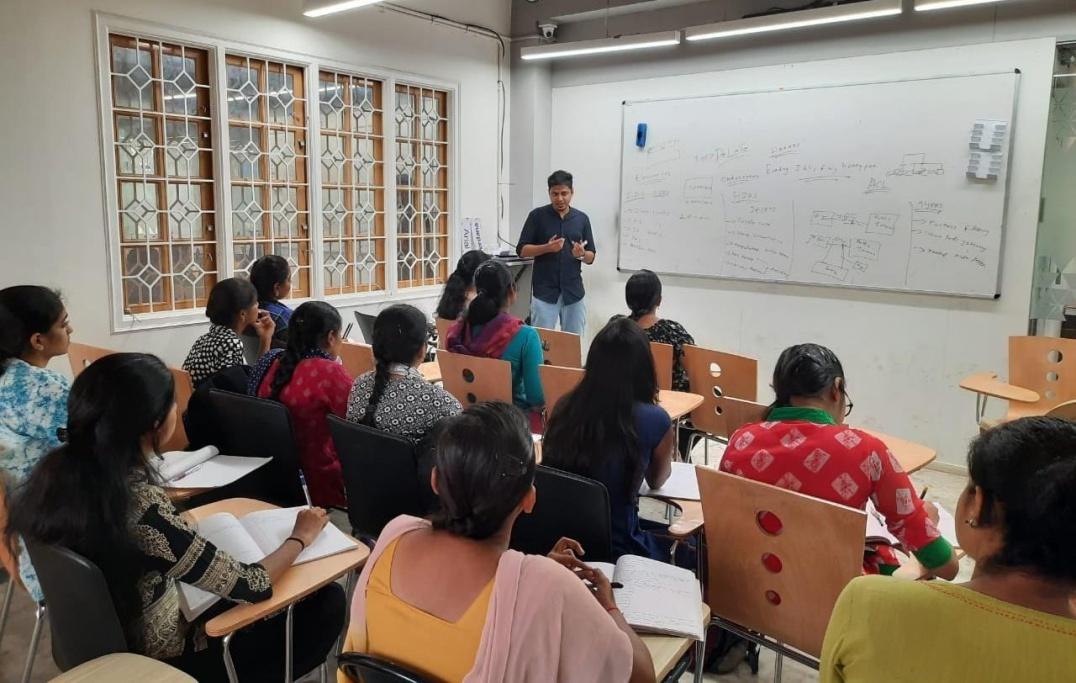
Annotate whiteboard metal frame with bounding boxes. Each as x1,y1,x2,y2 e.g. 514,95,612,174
615,70,1021,300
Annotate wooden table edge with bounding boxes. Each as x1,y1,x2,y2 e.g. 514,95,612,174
641,604,711,680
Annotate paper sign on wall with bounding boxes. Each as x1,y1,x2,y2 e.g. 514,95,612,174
967,119,1008,181
461,217,485,252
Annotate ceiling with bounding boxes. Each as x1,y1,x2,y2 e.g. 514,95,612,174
389,0,512,35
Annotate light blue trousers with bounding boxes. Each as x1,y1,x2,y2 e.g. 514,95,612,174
530,295,586,335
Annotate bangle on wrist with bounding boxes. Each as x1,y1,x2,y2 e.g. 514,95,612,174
605,605,620,614
286,536,306,551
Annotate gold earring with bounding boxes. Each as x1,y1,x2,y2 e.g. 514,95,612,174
964,519,978,528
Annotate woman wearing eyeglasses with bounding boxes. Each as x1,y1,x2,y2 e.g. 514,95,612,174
722,343,959,578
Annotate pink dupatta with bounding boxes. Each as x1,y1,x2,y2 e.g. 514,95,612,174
341,515,633,683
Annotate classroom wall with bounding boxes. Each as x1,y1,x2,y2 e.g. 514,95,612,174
1037,50,1076,278
0,0,507,370
542,37,1056,469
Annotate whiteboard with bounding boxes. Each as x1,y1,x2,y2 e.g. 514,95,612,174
617,72,1019,298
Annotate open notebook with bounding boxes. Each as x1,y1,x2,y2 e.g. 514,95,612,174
152,446,270,489
178,507,358,620
865,501,959,548
589,555,705,641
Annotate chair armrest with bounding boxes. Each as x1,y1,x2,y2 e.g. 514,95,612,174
958,372,1039,403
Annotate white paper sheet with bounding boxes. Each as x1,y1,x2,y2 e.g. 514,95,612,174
639,462,699,501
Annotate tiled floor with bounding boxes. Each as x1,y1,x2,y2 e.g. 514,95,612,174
1,462,973,682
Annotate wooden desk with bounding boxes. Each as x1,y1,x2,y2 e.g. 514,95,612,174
187,498,370,683
959,372,1039,403
641,604,710,682
659,390,704,422
859,428,936,474
419,360,441,384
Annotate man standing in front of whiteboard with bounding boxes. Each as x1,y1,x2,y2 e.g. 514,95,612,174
516,170,596,335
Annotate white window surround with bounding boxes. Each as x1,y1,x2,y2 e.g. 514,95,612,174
93,12,461,333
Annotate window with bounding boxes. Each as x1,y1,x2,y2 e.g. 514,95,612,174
395,84,449,288
319,71,386,294
99,24,456,330
226,55,311,298
108,34,217,313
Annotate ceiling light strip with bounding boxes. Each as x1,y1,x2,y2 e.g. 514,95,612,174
303,0,384,18
685,0,902,41
520,31,682,61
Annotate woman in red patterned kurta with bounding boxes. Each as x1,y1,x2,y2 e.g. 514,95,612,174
723,343,958,578
251,301,352,508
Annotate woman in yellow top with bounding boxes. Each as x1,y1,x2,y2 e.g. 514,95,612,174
821,416,1076,682
340,402,656,683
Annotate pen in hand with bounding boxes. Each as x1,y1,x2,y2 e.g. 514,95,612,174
299,470,313,507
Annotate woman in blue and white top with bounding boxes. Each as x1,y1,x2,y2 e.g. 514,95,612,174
0,285,74,601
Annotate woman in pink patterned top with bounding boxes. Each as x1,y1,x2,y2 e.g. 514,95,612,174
723,343,959,578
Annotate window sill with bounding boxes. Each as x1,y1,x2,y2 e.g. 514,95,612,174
113,309,210,334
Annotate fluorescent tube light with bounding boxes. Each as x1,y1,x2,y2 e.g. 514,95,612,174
685,0,902,41
303,0,383,18
520,31,681,61
915,0,1006,11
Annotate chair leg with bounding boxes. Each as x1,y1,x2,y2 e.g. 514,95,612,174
704,437,709,466
0,578,14,647
318,662,327,683
692,631,706,683
20,603,46,683
774,651,784,683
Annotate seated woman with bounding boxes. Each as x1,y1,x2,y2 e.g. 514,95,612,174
250,254,293,347
0,285,73,603
339,402,655,683
346,304,460,441
183,277,274,386
435,250,491,323
723,343,959,578
821,416,1076,682
625,270,695,393
543,317,675,561
446,260,544,428
249,301,351,509
7,353,344,682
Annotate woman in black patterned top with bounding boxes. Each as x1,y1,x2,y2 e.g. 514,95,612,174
347,304,461,440
183,278,275,386
626,270,695,392
7,353,344,681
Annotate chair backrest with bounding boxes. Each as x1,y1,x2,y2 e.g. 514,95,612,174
340,341,375,378
206,389,306,506
338,653,430,683
538,364,584,419
510,465,613,562
651,341,674,391
1048,399,1076,420
67,342,117,378
354,311,378,344
722,396,769,436
436,351,513,406
240,334,263,365
24,540,127,671
697,467,864,658
435,316,453,351
1009,336,1076,414
0,470,22,588
160,368,194,452
682,345,758,438
328,416,425,543
534,327,582,368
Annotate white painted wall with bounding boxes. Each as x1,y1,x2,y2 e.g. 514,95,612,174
550,39,1055,467
0,0,507,370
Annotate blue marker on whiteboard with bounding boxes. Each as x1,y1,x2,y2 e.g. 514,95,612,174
636,123,647,148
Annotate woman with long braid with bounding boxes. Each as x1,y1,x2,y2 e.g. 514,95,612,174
346,304,460,442
250,301,351,508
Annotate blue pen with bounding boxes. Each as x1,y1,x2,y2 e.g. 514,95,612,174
298,470,313,507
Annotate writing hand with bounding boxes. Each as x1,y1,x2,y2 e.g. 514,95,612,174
548,537,587,572
571,240,588,259
291,507,329,546
575,564,617,612
546,235,565,254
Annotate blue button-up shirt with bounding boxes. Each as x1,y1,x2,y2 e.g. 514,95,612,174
516,204,596,306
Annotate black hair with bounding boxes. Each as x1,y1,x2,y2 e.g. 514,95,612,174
249,255,291,302
0,286,65,377
543,317,658,497
7,353,175,644
625,270,662,321
430,402,536,540
361,304,428,426
436,250,492,321
465,260,514,327
966,417,1076,584
268,301,342,401
767,343,846,418
547,170,573,190
205,277,258,327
